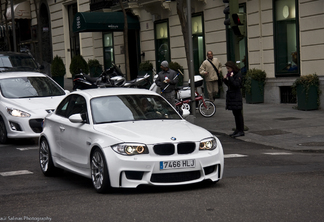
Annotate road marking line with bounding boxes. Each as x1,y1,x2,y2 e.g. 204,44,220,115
0,170,33,176
17,147,38,151
264,152,292,155
224,154,248,158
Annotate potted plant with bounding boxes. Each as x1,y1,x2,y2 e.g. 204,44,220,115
51,55,66,88
88,59,102,77
69,55,89,78
169,61,184,87
292,73,321,110
138,60,154,85
244,68,266,103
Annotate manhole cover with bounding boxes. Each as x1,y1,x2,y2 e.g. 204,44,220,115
298,142,324,146
275,117,301,121
251,129,290,136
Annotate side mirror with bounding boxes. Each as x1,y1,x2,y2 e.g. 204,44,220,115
69,114,84,123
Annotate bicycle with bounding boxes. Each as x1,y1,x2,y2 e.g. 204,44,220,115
175,87,216,118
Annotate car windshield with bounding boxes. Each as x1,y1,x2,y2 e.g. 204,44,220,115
91,94,181,123
0,77,65,98
0,54,39,72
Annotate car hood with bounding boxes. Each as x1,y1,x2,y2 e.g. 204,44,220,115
93,120,213,144
4,96,66,113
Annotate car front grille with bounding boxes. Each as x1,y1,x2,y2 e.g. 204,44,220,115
153,142,196,155
153,143,175,155
29,119,43,133
177,142,195,154
151,171,200,183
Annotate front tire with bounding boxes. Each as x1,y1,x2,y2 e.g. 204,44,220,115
39,138,59,176
199,100,216,118
0,118,8,144
91,148,111,193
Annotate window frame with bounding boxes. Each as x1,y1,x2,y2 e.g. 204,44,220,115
273,0,300,77
154,19,170,73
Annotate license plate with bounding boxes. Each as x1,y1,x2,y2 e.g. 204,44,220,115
160,159,195,170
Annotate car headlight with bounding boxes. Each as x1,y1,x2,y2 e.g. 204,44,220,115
7,108,31,118
199,138,217,150
112,143,149,155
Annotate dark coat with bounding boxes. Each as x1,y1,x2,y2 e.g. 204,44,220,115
155,68,179,93
223,71,243,110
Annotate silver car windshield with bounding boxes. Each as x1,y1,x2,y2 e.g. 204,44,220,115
91,95,181,123
0,55,38,71
0,77,65,98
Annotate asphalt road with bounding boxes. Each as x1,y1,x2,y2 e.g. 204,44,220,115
0,135,324,222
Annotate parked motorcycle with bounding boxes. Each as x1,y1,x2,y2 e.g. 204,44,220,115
73,64,152,90
73,69,113,90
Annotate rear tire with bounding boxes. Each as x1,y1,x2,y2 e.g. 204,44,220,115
91,148,111,193
198,100,216,118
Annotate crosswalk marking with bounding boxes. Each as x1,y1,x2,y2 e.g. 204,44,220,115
0,170,33,177
16,147,38,151
264,152,292,155
225,152,293,159
224,154,248,158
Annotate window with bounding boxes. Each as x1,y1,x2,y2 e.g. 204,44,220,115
155,21,170,73
56,95,88,123
226,4,248,76
274,0,299,76
192,14,205,75
103,32,114,70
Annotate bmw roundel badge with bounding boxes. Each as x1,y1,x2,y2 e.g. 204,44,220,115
171,137,176,141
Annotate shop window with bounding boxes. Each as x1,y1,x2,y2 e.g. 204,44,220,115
192,14,205,75
274,0,299,76
155,21,170,73
103,32,114,70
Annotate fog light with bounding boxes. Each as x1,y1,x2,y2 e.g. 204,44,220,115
9,121,22,131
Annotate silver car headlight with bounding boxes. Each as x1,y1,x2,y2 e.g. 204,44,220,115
199,137,217,151
7,108,31,118
112,143,149,155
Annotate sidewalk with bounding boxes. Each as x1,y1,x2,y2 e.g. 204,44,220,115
193,99,324,152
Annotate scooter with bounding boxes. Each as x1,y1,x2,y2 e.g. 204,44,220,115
73,69,113,90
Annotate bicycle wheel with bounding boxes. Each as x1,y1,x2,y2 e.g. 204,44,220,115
198,100,216,117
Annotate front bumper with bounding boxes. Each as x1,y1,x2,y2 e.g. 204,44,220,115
103,139,224,188
5,116,43,139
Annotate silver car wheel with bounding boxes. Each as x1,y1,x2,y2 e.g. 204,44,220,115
39,139,49,172
39,138,59,176
91,150,105,190
91,148,111,193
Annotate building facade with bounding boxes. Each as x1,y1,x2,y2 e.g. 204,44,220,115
1,0,323,106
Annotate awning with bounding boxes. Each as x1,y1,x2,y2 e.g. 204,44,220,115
6,1,31,20
73,12,140,33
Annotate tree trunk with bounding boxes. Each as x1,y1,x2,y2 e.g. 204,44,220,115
4,0,12,51
176,0,190,74
33,0,43,63
119,0,130,80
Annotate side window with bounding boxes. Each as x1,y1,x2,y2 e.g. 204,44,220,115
66,95,89,123
56,96,71,117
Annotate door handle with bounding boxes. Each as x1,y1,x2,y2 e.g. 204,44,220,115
59,126,65,132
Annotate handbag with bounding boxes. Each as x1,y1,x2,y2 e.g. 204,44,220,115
207,59,222,86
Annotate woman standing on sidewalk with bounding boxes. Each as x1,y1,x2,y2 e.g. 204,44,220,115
223,61,245,138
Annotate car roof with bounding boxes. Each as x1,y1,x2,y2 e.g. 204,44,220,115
0,51,32,57
0,71,47,79
71,88,159,99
